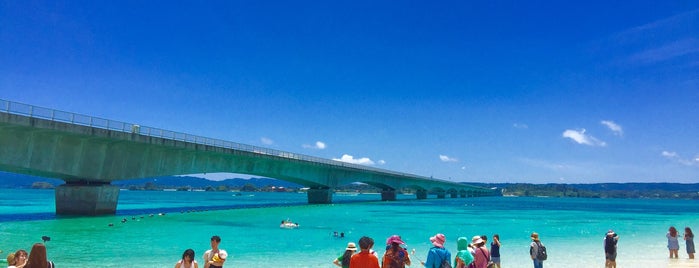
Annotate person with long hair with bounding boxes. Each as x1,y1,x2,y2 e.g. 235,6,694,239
381,235,411,268
333,242,357,268
685,227,695,259
667,226,680,259
25,243,54,268
175,249,198,268
604,230,619,268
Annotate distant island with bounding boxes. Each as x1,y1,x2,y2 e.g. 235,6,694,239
469,182,699,199
1,172,698,199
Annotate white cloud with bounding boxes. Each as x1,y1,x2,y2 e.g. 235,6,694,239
513,123,529,129
661,151,678,158
601,120,623,136
661,151,698,166
260,137,274,145
302,141,326,150
377,160,386,165
439,155,458,162
562,129,607,146
332,154,375,165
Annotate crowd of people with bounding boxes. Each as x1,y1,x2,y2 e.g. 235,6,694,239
324,226,695,268
5,243,54,268
330,233,510,268
5,226,694,267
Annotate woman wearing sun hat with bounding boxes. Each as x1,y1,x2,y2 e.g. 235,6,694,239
382,235,411,268
333,242,357,268
470,236,490,268
422,233,451,268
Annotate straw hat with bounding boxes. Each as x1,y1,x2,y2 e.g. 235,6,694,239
346,242,357,251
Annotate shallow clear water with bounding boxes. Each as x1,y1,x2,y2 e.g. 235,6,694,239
1,189,698,267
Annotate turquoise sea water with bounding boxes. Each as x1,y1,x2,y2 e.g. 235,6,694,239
1,189,698,267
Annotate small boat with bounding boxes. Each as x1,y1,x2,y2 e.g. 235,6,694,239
280,220,299,229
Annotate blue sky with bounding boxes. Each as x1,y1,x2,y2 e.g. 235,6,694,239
1,1,698,183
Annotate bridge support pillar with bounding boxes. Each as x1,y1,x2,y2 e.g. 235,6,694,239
436,191,446,199
416,190,427,199
381,189,396,201
55,183,120,215
307,188,332,204
460,192,466,198
450,192,457,198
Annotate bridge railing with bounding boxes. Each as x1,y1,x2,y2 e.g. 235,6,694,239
0,99,466,185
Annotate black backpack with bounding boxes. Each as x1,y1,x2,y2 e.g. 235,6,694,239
535,241,547,261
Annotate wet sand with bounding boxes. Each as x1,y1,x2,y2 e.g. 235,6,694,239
668,258,698,267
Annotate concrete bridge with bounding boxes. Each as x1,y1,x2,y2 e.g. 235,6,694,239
0,99,497,215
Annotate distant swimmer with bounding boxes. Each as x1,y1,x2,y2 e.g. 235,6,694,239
108,223,114,227
41,236,51,243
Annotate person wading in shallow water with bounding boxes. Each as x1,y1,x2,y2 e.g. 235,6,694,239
203,235,228,268
685,227,695,260
667,226,680,259
176,249,198,268
604,230,619,268
529,232,545,268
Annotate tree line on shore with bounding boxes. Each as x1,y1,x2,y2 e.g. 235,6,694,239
471,182,699,199
4,172,698,199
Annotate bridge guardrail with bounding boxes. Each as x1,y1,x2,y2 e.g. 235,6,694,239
0,98,471,186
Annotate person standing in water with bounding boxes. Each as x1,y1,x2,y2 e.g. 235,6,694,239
529,232,545,268
490,234,501,268
685,227,695,259
203,235,228,268
604,230,619,268
667,226,680,259
176,249,198,268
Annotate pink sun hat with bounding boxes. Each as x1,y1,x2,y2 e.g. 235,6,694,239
430,233,446,248
386,235,406,245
